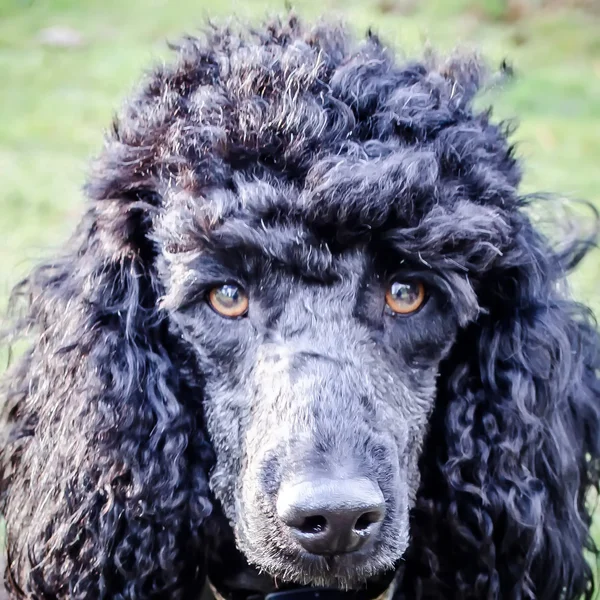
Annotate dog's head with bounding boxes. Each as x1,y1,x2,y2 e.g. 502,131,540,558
156,172,495,587
141,19,508,587
3,15,599,600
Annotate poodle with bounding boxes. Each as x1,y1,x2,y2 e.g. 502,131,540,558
2,14,600,600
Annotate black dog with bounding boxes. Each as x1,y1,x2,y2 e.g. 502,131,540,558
2,15,599,600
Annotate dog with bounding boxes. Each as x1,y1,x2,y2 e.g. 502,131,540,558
1,14,599,600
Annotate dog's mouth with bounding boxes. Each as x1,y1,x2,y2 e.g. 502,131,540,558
206,509,402,600
209,579,398,600
207,553,400,600
232,508,404,590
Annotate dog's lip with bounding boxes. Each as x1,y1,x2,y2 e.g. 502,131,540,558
291,535,381,563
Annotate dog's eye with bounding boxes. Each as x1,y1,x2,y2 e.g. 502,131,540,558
385,280,426,315
208,284,249,318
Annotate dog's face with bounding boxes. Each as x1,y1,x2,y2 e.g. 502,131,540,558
157,178,481,588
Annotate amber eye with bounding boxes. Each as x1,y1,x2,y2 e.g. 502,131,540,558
385,280,426,315
208,284,249,318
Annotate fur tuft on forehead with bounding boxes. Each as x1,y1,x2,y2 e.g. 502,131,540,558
85,15,519,236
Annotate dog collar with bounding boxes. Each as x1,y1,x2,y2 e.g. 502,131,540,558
264,585,396,600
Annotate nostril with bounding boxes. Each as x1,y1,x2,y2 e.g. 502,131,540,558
297,515,328,535
354,510,382,532
277,477,385,555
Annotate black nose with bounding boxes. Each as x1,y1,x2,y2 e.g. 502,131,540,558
276,477,385,555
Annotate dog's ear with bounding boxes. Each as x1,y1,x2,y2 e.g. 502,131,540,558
0,109,213,597
405,213,600,599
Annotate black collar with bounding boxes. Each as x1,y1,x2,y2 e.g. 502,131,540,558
264,587,391,600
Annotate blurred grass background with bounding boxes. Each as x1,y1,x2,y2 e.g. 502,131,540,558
0,0,599,587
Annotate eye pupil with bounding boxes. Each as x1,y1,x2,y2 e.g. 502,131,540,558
390,282,419,303
209,284,249,318
215,285,240,306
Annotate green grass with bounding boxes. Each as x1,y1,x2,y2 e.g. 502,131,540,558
1,0,599,569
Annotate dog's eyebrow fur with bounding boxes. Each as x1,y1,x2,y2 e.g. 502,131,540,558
157,172,514,281
157,185,493,323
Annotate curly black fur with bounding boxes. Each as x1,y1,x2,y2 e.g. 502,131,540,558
2,14,600,600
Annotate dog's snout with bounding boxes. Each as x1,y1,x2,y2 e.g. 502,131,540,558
276,477,385,555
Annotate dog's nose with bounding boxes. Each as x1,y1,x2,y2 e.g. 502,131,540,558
276,477,385,555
